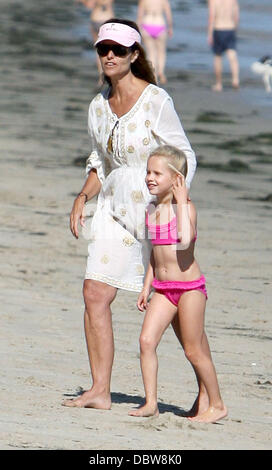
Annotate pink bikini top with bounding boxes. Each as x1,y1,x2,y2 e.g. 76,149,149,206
146,211,197,246
146,212,180,245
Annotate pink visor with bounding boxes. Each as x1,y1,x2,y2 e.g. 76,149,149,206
94,23,141,47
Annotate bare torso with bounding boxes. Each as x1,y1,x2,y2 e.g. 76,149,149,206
138,0,167,26
149,203,201,282
153,244,201,282
212,0,238,30
83,0,114,22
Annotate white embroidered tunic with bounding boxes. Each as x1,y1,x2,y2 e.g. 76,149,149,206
85,84,197,291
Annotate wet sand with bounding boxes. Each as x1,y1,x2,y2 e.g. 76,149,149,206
0,0,271,450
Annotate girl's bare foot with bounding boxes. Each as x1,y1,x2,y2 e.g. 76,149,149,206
129,403,159,418
188,405,228,423
186,393,209,418
62,389,111,410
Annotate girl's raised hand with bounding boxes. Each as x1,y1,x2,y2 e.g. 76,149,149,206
172,174,188,204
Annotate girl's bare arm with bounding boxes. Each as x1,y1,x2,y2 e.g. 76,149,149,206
172,175,197,249
137,251,155,311
143,251,155,291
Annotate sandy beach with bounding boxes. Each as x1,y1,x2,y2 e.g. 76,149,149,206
0,0,271,450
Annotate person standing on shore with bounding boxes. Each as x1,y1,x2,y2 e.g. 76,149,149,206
62,19,197,410
76,1,115,81
137,0,173,84
208,0,240,91
129,145,227,423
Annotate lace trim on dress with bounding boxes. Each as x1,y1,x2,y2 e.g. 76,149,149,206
85,271,142,292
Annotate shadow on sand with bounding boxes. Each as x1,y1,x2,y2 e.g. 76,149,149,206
63,388,189,417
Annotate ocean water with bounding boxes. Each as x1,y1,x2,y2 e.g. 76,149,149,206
75,0,272,108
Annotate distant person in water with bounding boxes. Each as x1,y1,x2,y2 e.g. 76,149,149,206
137,0,173,85
76,0,115,82
208,0,240,91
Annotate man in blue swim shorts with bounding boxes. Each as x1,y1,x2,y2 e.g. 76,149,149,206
208,0,240,91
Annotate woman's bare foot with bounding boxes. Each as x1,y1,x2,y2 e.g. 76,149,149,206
212,83,223,92
62,389,111,410
129,403,159,418
188,405,228,423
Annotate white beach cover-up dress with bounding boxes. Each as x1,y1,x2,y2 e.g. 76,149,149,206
85,84,196,292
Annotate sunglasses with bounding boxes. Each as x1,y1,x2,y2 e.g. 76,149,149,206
96,43,132,57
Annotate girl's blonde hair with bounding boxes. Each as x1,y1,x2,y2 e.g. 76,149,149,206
149,145,188,177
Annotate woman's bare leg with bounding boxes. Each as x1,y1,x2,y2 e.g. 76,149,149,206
129,293,177,417
62,280,117,409
142,32,158,80
156,32,167,84
178,291,227,423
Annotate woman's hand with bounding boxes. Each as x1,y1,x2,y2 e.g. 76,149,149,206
137,288,150,312
70,195,86,239
172,174,188,204
168,25,173,38
70,170,101,238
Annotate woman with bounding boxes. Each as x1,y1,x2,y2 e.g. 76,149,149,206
77,0,115,80
63,19,197,410
137,0,173,84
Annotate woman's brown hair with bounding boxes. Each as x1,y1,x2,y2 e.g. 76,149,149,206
101,18,157,86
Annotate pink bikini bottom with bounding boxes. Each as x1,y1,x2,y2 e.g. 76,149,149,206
141,24,167,39
152,275,207,307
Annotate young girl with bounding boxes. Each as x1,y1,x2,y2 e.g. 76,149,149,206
129,145,227,423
